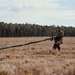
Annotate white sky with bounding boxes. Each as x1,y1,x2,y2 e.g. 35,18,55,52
0,0,75,27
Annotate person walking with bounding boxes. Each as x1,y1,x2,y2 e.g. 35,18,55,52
52,26,64,51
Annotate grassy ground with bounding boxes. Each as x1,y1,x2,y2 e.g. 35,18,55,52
0,37,75,75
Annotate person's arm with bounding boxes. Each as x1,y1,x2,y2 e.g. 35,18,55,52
56,31,64,38
61,31,64,37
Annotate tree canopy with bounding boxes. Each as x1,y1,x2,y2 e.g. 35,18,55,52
0,22,75,37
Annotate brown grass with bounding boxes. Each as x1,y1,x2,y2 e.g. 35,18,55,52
0,37,75,75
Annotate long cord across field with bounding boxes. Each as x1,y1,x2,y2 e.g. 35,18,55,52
0,38,51,50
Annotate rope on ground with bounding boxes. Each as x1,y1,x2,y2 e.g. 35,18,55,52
0,38,51,50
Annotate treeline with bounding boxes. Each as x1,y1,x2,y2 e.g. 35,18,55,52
0,22,75,37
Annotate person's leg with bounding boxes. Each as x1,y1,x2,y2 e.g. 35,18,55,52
53,43,56,50
56,44,60,51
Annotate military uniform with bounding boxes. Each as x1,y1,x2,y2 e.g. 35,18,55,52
53,29,64,50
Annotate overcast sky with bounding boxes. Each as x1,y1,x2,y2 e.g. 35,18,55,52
0,0,75,27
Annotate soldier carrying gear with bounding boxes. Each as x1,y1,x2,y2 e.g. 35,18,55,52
52,26,64,51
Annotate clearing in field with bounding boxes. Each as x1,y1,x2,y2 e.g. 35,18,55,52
0,37,75,75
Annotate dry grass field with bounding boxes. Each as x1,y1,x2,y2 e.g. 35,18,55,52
0,37,75,75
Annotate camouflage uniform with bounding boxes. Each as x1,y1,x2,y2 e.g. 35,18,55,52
53,30,64,50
